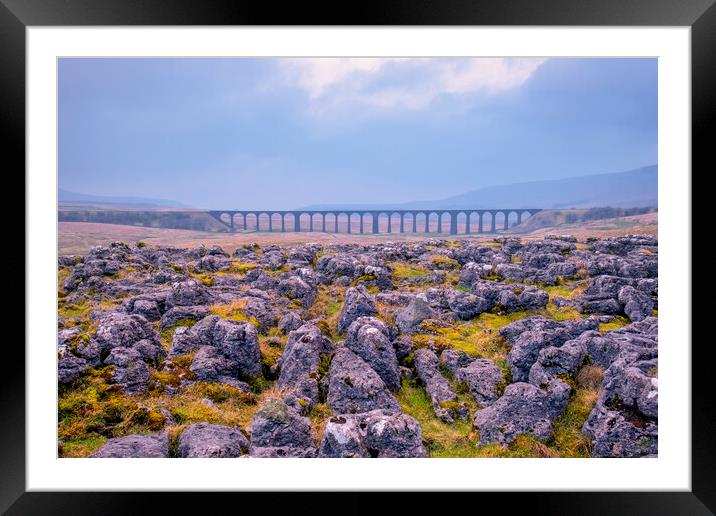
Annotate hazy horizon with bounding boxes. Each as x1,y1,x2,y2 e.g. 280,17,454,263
59,57,657,210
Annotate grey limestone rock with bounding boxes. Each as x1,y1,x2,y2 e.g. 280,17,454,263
177,422,249,458
327,347,400,415
91,432,170,458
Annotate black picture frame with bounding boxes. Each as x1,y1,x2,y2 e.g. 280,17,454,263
5,0,710,513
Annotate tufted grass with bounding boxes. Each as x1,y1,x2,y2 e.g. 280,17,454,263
187,268,215,286
57,265,72,292
305,285,345,338
549,368,602,457
429,255,460,270
308,403,333,447
396,379,479,458
388,261,429,279
59,435,108,458
412,324,509,365
258,332,287,373
208,299,260,326
57,356,269,457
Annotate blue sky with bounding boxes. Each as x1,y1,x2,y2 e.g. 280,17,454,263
58,57,657,210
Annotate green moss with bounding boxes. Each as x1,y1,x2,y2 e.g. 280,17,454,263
544,303,584,321
389,261,429,279
208,300,260,327
599,315,630,333
166,263,185,274
309,403,333,446
259,335,286,375
396,379,479,457
353,274,377,284
188,270,214,286
59,435,108,458
429,255,460,270
58,298,92,320
186,381,254,404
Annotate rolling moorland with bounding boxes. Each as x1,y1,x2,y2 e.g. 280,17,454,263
57,233,657,458
58,208,657,256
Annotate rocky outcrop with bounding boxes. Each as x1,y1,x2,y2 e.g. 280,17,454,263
248,399,316,457
91,432,170,458
177,422,249,457
396,294,433,334
327,347,400,415
473,380,571,446
319,410,426,458
337,285,378,334
58,236,659,459
277,323,334,409
343,317,401,391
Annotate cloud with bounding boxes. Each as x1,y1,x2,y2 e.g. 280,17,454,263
278,57,546,114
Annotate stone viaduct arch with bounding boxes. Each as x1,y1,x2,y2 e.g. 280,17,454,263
207,208,542,235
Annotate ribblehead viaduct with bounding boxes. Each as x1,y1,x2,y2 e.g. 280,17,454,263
207,209,542,235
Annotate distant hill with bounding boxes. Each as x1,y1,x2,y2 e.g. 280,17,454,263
59,189,189,209
302,165,657,211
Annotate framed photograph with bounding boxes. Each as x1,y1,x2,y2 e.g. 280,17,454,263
7,0,711,512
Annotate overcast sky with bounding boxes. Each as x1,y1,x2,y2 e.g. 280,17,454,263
58,57,657,210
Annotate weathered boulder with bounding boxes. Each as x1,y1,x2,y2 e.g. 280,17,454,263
130,299,162,321
278,276,317,308
93,312,159,353
58,354,90,385
618,286,654,322
196,254,231,273
439,348,473,377
212,318,262,378
319,410,426,458
189,345,240,384
503,317,600,382
177,422,249,458
582,408,657,458
395,294,433,334
105,347,151,394
277,312,303,333
91,432,169,458
248,398,316,457
473,380,571,445
392,335,414,363
165,279,214,308
455,358,505,407
582,347,658,458
447,291,492,320
343,317,401,391
277,323,334,408
528,339,587,387
337,285,377,334
327,347,400,415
